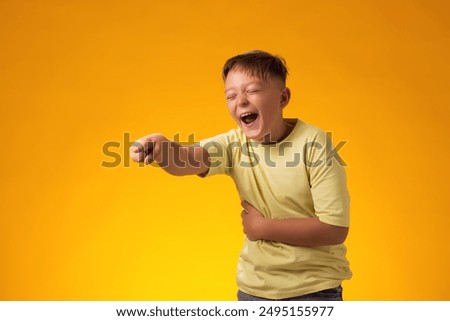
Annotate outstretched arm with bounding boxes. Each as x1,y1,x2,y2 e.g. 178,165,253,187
241,201,348,247
130,134,210,176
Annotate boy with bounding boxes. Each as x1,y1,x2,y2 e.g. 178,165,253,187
130,50,352,300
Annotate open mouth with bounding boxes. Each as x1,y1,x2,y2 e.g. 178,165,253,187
240,112,258,125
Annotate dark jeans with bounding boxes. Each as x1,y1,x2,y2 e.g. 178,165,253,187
237,285,343,301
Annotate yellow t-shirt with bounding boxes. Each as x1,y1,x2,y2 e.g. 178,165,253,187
199,119,352,299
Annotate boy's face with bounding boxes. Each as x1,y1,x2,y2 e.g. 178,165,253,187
224,68,290,143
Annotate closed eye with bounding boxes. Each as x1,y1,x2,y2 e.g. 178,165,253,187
226,94,236,100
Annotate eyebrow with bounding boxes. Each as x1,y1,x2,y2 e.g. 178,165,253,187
224,81,263,93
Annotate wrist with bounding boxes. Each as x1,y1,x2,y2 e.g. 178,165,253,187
258,217,272,240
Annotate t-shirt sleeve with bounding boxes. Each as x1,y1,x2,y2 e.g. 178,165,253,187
305,130,350,227
198,130,235,177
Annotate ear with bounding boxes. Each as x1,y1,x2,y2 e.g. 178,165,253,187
280,87,291,108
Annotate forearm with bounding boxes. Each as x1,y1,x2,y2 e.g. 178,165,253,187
154,137,209,176
260,217,348,247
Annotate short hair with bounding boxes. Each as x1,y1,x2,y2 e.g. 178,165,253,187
222,50,289,85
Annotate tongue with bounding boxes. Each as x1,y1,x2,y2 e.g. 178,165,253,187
242,113,258,124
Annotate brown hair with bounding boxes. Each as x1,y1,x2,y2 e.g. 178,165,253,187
222,50,289,85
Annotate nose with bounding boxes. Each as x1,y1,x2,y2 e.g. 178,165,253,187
237,94,249,108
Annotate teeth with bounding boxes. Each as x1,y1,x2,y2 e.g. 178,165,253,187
240,112,255,119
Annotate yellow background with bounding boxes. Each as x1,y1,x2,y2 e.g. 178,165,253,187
1,0,449,300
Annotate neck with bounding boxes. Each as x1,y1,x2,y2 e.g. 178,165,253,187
261,119,295,144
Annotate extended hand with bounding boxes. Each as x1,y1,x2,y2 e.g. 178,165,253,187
130,134,165,165
241,200,269,241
